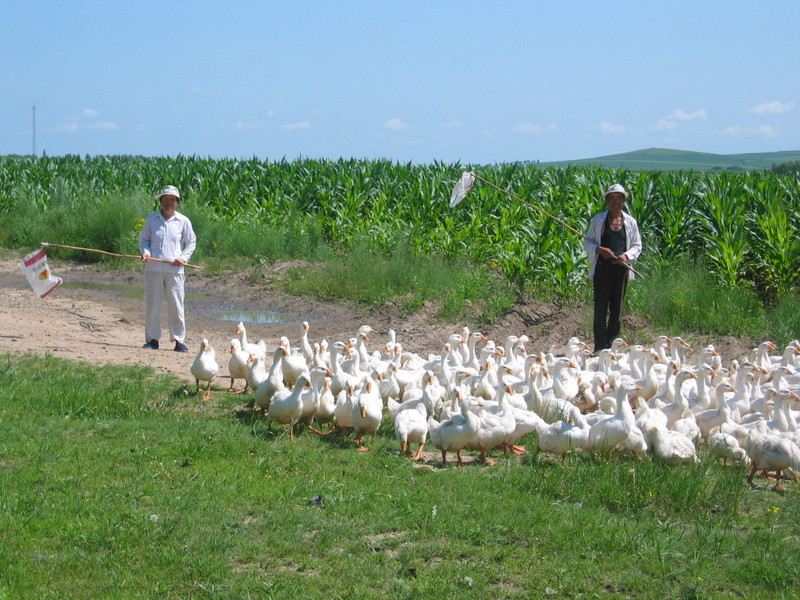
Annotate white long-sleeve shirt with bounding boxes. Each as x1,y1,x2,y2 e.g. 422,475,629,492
584,210,642,281
139,210,197,273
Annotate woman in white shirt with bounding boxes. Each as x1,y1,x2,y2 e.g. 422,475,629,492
139,185,197,352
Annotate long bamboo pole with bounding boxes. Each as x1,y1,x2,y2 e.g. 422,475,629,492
40,242,201,269
470,173,644,279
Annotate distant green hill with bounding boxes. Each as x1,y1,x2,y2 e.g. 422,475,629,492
535,147,800,171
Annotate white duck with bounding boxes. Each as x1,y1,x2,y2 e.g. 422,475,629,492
190,338,219,400
670,336,694,366
227,338,251,393
765,389,800,435
538,358,579,405
278,336,311,388
585,381,642,456
351,380,383,447
694,381,738,440
644,425,697,465
427,395,481,467
394,403,428,460
633,349,662,402
245,353,268,395
648,360,680,407
299,365,331,426
505,405,548,454
634,397,668,433
672,409,702,443
751,340,779,371
309,377,337,434
391,344,424,397
236,321,267,358
465,384,517,465
254,347,289,413
687,364,717,414
726,366,759,420
529,365,583,425
377,364,402,404
707,431,750,466
658,369,698,427
299,321,315,366
538,413,590,464
333,384,357,438
463,331,489,370
469,355,500,401
267,374,313,441
746,436,800,491
388,370,443,422
329,341,360,399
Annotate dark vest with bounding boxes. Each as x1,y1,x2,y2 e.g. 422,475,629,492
600,213,627,258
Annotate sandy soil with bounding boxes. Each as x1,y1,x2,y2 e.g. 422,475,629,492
0,256,757,384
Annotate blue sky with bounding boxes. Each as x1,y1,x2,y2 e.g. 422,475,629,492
2,1,798,164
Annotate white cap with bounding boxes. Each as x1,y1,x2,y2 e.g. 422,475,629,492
155,185,181,201
604,183,628,199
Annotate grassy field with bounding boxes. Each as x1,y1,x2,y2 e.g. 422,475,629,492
1,354,799,599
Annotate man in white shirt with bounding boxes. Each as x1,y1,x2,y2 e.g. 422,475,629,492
139,185,197,352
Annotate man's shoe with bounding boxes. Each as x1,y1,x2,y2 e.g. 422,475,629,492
174,342,189,352
143,340,159,350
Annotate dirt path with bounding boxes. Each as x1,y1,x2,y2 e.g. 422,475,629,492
0,257,540,382
0,255,758,383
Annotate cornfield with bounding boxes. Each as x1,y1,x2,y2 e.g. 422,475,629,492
1,154,798,300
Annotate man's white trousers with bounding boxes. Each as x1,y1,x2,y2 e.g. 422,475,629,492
144,270,186,343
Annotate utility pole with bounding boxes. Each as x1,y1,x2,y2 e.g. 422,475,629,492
32,104,37,157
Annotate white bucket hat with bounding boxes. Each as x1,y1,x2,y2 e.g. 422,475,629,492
155,185,181,201
604,183,628,199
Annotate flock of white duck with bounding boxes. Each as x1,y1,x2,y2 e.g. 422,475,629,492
190,322,800,490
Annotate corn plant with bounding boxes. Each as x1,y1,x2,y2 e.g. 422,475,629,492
694,174,752,287
749,177,800,297
651,173,703,262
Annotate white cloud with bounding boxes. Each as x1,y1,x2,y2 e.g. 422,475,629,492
719,124,778,138
652,108,708,131
233,120,263,131
384,117,408,130
52,123,79,133
87,121,118,131
513,123,557,134
597,121,626,134
442,120,463,129
280,121,311,130
749,101,794,116
673,109,708,121
53,109,118,133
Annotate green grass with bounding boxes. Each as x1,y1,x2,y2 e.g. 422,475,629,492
625,259,800,347
282,236,518,323
1,354,799,598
